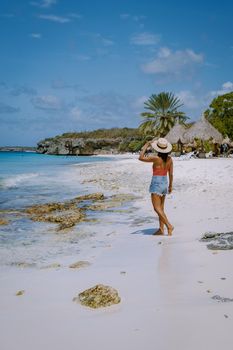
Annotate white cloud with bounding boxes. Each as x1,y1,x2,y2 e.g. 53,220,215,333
210,81,233,96
177,90,203,109
31,95,62,110
30,33,42,39
38,14,71,23
158,47,171,58
120,14,130,19
130,32,161,45
94,34,114,46
120,14,146,22
131,96,148,109
101,38,114,46
70,107,82,120
132,15,147,22
30,0,57,8
68,13,82,19
142,47,204,76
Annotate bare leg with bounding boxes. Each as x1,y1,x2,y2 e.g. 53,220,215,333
151,194,174,235
159,195,165,233
153,195,165,235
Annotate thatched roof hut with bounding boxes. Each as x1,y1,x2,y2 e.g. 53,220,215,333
165,122,187,144
183,114,223,144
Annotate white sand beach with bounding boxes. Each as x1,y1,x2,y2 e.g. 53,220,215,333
1,156,233,350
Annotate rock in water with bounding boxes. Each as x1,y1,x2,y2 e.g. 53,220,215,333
73,284,121,308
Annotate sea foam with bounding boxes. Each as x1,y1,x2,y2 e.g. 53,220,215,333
1,173,39,189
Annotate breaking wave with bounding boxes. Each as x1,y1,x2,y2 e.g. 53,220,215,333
0,173,39,189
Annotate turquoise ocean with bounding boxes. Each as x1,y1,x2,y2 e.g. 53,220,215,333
0,152,112,266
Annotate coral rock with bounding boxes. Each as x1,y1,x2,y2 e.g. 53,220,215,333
73,284,121,308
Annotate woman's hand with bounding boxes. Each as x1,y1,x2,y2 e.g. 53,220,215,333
144,141,151,148
168,185,172,193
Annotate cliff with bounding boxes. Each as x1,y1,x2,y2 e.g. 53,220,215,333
37,128,143,155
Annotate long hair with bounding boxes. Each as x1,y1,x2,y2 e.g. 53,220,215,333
158,152,169,165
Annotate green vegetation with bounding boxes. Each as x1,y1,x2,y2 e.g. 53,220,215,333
140,92,188,137
51,127,141,140
205,92,233,139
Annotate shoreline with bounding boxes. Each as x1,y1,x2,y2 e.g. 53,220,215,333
1,157,233,349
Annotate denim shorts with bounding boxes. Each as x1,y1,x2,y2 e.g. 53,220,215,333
149,176,168,196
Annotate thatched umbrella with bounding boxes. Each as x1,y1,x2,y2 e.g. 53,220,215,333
165,121,188,152
165,122,187,144
222,136,230,145
183,114,223,146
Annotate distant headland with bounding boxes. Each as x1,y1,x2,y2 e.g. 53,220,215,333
0,146,36,152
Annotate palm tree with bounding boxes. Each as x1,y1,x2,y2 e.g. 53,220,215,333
139,92,188,137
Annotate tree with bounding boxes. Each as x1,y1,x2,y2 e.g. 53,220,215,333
205,92,233,139
139,92,188,137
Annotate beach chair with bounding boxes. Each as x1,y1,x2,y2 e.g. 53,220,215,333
176,151,195,160
205,151,213,158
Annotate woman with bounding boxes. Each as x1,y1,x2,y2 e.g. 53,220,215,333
139,138,174,236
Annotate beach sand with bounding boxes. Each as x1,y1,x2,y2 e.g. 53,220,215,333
1,156,233,350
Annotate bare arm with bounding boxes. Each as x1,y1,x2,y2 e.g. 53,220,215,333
168,158,173,193
138,142,157,162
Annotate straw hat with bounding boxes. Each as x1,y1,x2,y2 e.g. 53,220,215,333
151,138,172,153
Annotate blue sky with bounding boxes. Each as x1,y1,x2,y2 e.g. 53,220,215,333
0,0,233,146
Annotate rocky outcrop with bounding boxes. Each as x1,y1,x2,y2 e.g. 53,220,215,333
25,192,105,231
1,192,135,232
200,231,233,250
24,192,134,231
37,137,125,155
73,284,121,308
